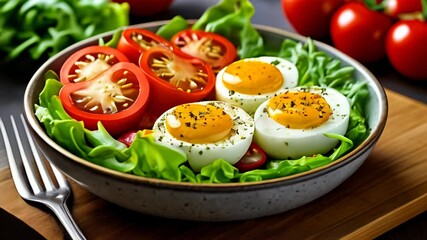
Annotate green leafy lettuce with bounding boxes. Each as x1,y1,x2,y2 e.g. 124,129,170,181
0,0,129,61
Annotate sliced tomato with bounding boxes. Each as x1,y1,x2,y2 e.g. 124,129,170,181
60,46,129,84
171,29,237,72
234,143,267,172
117,28,172,64
59,62,150,136
139,46,215,121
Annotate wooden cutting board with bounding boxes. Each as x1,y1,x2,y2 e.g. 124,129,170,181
0,89,426,240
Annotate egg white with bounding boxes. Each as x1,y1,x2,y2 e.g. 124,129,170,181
215,56,298,115
253,86,350,159
152,101,254,172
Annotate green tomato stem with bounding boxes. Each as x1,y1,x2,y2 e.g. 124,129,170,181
363,0,386,11
422,0,427,20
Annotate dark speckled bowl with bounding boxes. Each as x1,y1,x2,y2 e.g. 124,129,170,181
23,20,387,221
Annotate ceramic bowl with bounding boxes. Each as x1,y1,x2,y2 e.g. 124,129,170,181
23,20,388,221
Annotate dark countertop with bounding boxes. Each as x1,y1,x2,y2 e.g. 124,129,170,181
0,0,426,239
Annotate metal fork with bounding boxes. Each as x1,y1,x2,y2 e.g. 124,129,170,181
0,115,86,240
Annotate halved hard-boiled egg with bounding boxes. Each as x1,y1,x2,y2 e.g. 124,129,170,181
215,56,298,114
253,87,350,159
152,101,254,171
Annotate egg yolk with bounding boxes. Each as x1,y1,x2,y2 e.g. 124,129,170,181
166,104,233,144
222,60,283,94
267,91,332,129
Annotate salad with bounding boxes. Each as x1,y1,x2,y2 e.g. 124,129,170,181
34,0,369,183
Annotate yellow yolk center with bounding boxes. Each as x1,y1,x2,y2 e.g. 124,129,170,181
267,91,332,129
166,104,233,144
222,60,283,94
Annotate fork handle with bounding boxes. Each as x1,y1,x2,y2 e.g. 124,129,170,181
49,202,86,240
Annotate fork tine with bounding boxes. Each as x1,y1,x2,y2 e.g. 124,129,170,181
20,114,56,192
10,115,43,195
51,163,69,189
0,117,32,198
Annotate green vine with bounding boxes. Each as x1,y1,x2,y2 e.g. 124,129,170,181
422,0,427,20
363,0,387,11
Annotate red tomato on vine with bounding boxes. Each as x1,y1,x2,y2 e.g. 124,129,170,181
282,0,346,39
330,2,393,63
386,20,427,80
384,0,422,18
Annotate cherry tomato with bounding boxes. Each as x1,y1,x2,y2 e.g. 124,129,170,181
171,29,237,72
112,0,173,16
117,28,172,64
118,129,153,147
118,131,137,147
139,46,215,120
282,0,345,39
330,2,394,63
386,20,427,80
60,46,129,84
234,143,267,172
384,0,422,18
60,62,150,136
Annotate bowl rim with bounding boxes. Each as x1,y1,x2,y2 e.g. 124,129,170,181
24,20,388,191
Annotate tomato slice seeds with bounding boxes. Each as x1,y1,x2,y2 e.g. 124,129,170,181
171,30,237,72
68,53,120,83
147,50,209,92
70,69,139,114
131,31,160,50
60,46,130,84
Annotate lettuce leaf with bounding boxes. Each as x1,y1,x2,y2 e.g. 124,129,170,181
1,0,129,61
156,15,189,40
182,133,354,183
129,132,187,181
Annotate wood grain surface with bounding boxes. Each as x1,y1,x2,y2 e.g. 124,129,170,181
0,89,426,240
